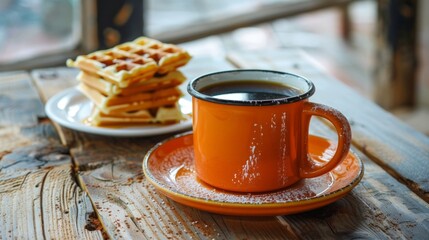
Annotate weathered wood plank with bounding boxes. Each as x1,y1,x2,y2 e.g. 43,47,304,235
78,159,300,239
0,71,103,239
0,71,70,170
34,56,429,239
67,119,429,239
227,50,429,201
0,165,103,239
0,138,70,171
32,57,238,238
31,68,79,102
291,119,429,239
0,71,45,127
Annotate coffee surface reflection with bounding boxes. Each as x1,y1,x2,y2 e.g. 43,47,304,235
200,80,303,101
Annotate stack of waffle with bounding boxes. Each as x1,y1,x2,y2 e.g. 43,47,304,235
67,37,192,127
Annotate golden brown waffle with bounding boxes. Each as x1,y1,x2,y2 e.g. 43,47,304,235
67,37,191,87
67,36,191,128
86,103,185,126
78,83,182,114
77,71,186,96
67,48,158,87
116,37,191,74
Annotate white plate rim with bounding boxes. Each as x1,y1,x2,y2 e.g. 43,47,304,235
45,87,193,137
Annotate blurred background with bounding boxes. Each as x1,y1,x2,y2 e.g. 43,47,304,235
0,0,427,134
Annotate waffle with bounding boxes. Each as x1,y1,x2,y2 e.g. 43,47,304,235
77,71,186,96
67,37,191,87
116,37,192,74
78,83,182,114
67,36,191,128
86,103,185,126
67,48,158,87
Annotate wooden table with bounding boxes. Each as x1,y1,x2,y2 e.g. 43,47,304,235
1,50,428,239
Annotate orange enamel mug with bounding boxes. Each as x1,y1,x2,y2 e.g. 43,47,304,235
187,70,352,193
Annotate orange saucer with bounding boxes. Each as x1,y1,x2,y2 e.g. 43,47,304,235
143,132,363,216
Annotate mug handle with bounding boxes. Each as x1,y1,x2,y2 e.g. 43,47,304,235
299,102,352,178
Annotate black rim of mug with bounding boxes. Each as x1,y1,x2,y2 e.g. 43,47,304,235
187,69,316,106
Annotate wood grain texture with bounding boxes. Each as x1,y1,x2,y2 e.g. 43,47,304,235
78,157,301,239
32,56,429,239
31,68,79,102
0,71,103,239
32,58,240,238
0,165,103,239
67,120,429,239
227,50,429,201
34,60,296,239
0,71,68,171
0,71,45,127
292,119,429,239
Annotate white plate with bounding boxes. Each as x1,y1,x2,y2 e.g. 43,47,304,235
45,87,193,137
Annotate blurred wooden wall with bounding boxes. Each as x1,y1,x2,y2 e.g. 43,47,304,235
374,0,418,109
